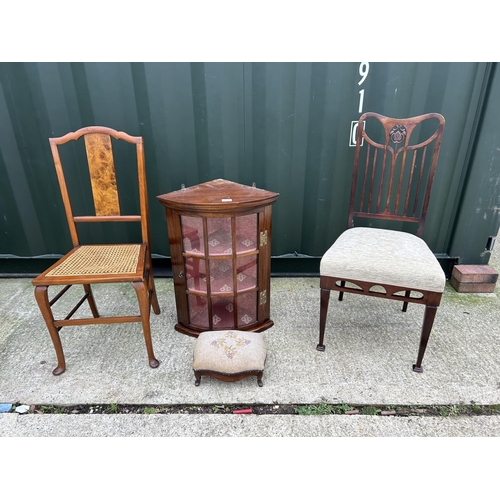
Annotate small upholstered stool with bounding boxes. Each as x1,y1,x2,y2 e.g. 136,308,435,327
193,330,267,387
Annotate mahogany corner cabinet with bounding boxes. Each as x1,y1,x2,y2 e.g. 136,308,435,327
157,179,279,337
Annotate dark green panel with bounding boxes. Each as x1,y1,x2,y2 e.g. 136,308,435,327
448,63,500,264
0,63,59,256
0,151,30,255
1,61,500,276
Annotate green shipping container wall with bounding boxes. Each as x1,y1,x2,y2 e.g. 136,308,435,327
1,62,500,276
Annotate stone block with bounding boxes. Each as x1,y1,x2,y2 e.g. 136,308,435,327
450,265,498,293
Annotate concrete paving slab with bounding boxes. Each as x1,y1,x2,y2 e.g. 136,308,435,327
2,278,500,407
2,413,500,437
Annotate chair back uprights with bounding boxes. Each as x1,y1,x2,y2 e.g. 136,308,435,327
348,113,445,237
49,126,151,249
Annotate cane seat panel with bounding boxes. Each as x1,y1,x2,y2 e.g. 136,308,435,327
45,245,141,277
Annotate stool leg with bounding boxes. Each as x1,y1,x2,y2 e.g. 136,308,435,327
257,372,263,387
194,371,201,386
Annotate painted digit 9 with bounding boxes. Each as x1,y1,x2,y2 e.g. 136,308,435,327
358,62,370,86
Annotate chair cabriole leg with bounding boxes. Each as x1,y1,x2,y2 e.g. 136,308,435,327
317,288,331,351
413,304,438,373
34,286,66,375
133,280,160,369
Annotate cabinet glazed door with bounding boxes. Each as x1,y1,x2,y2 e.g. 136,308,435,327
180,213,260,331
180,215,208,329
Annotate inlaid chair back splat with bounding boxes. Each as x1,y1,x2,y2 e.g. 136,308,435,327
32,126,160,375
318,112,446,373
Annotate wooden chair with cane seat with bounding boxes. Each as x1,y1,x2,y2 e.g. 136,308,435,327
32,126,160,375
317,112,446,372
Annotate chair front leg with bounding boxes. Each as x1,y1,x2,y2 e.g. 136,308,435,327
413,304,438,373
317,288,331,351
34,286,66,376
133,280,159,368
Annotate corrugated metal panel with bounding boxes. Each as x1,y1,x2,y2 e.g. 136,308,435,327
1,62,499,273
448,62,500,263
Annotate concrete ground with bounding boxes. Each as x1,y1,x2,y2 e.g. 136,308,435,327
1,244,500,439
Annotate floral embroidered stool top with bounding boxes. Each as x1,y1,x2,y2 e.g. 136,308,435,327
193,330,267,387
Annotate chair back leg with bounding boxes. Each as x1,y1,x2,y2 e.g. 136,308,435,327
338,280,345,301
145,254,161,315
83,284,100,318
401,290,411,312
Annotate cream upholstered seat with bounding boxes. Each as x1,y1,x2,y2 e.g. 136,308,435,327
193,330,267,386
321,227,445,294
317,112,446,372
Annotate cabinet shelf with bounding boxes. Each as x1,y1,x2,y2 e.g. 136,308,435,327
182,226,259,257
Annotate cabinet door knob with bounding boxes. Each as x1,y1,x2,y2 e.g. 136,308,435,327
179,271,184,278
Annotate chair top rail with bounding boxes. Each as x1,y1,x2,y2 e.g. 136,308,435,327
49,126,142,145
359,112,445,151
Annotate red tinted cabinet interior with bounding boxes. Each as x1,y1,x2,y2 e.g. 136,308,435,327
157,179,279,337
